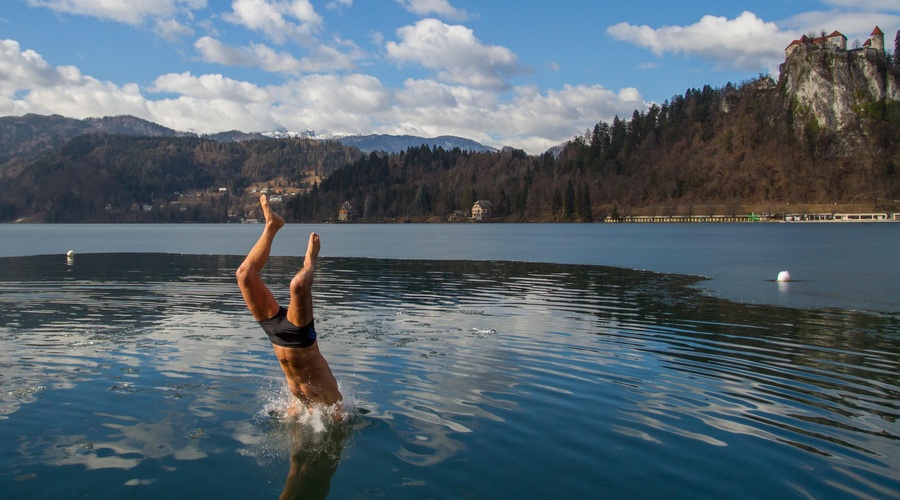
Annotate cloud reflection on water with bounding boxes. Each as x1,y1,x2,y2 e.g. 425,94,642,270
0,254,898,498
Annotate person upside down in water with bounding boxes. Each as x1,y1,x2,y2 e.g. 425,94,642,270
236,195,343,421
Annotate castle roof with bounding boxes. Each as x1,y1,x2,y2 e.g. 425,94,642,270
785,27,881,52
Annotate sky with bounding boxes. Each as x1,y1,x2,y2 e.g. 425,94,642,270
1,1,898,153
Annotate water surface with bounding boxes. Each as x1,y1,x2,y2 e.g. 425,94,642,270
1,252,898,498
1,223,897,312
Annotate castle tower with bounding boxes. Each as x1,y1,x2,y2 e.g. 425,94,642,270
870,26,884,52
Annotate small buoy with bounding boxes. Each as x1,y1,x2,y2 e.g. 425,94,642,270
66,250,74,259
776,270,791,282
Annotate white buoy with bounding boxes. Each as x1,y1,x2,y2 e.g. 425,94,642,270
66,250,74,266
776,270,791,282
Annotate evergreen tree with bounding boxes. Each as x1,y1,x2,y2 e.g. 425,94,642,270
551,189,562,219
563,180,576,219
413,185,431,215
895,30,900,66
576,183,593,222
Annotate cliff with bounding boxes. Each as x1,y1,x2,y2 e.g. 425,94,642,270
780,43,900,138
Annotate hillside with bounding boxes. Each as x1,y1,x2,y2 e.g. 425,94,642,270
284,43,899,223
0,36,898,223
0,134,361,222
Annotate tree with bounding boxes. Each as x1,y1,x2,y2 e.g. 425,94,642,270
576,183,593,222
551,189,562,219
895,30,899,66
413,185,431,215
563,180,576,219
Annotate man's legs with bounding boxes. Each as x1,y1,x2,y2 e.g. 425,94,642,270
237,195,284,321
286,232,319,327
282,232,344,419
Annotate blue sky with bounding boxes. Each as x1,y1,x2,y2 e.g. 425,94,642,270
1,0,898,153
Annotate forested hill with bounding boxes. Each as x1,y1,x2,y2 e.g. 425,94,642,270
287,54,899,223
1,42,898,223
0,134,360,222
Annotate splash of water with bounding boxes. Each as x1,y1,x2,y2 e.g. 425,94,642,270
256,378,364,433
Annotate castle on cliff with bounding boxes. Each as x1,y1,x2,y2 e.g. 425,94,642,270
785,26,885,58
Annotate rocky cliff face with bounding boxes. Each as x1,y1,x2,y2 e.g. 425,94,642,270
780,45,900,133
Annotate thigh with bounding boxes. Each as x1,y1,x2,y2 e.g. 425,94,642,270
238,269,281,321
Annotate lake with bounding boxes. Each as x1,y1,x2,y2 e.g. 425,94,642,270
0,223,898,498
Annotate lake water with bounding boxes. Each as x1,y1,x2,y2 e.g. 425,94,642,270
0,223,898,498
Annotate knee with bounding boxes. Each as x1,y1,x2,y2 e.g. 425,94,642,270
235,264,254,285
290,271,311,294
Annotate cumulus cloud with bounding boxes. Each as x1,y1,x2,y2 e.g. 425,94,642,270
150,72,269,103
386,19,523,90
2,37,644,153
395,0,469,21
0,39,149,118
1,39,61,90
195,36,305,73
155,18,194,41
26,0,206,26
374,79,645,153
782,10,900,42
223,0,322,45
607,11,788,73
195,36,356,74
270,73,391,132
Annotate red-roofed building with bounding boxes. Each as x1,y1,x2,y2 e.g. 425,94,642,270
785,27,885,57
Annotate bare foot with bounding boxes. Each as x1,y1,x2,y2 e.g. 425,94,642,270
260,195,284,231
306,232,320,262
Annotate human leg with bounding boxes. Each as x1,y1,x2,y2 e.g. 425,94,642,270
236,195,284,321
286,232,319,327
282,233,344,418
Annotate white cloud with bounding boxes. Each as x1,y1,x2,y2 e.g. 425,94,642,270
265,73,392,134
223,0,322,45
26,0,206,26
0,38,148,118
155,18,194,42
195,36,356,74
0,39,60,90
781,11,900,43
1,38,645,153
386,19,523,90
326,0,353,10
395,0,469,21
607,11,788,73
150,72,268,103
195,36,302,73
148,97,278,133
373,79,645,153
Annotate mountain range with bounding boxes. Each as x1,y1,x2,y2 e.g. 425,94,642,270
0,113,496,163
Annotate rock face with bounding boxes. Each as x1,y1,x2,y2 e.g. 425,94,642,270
780,44,900,134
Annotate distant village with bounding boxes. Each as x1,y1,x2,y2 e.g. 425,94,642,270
335,199,494,223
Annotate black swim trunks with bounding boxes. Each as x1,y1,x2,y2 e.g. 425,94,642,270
259,307,317,348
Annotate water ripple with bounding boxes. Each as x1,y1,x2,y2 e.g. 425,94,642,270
0,254,898,498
